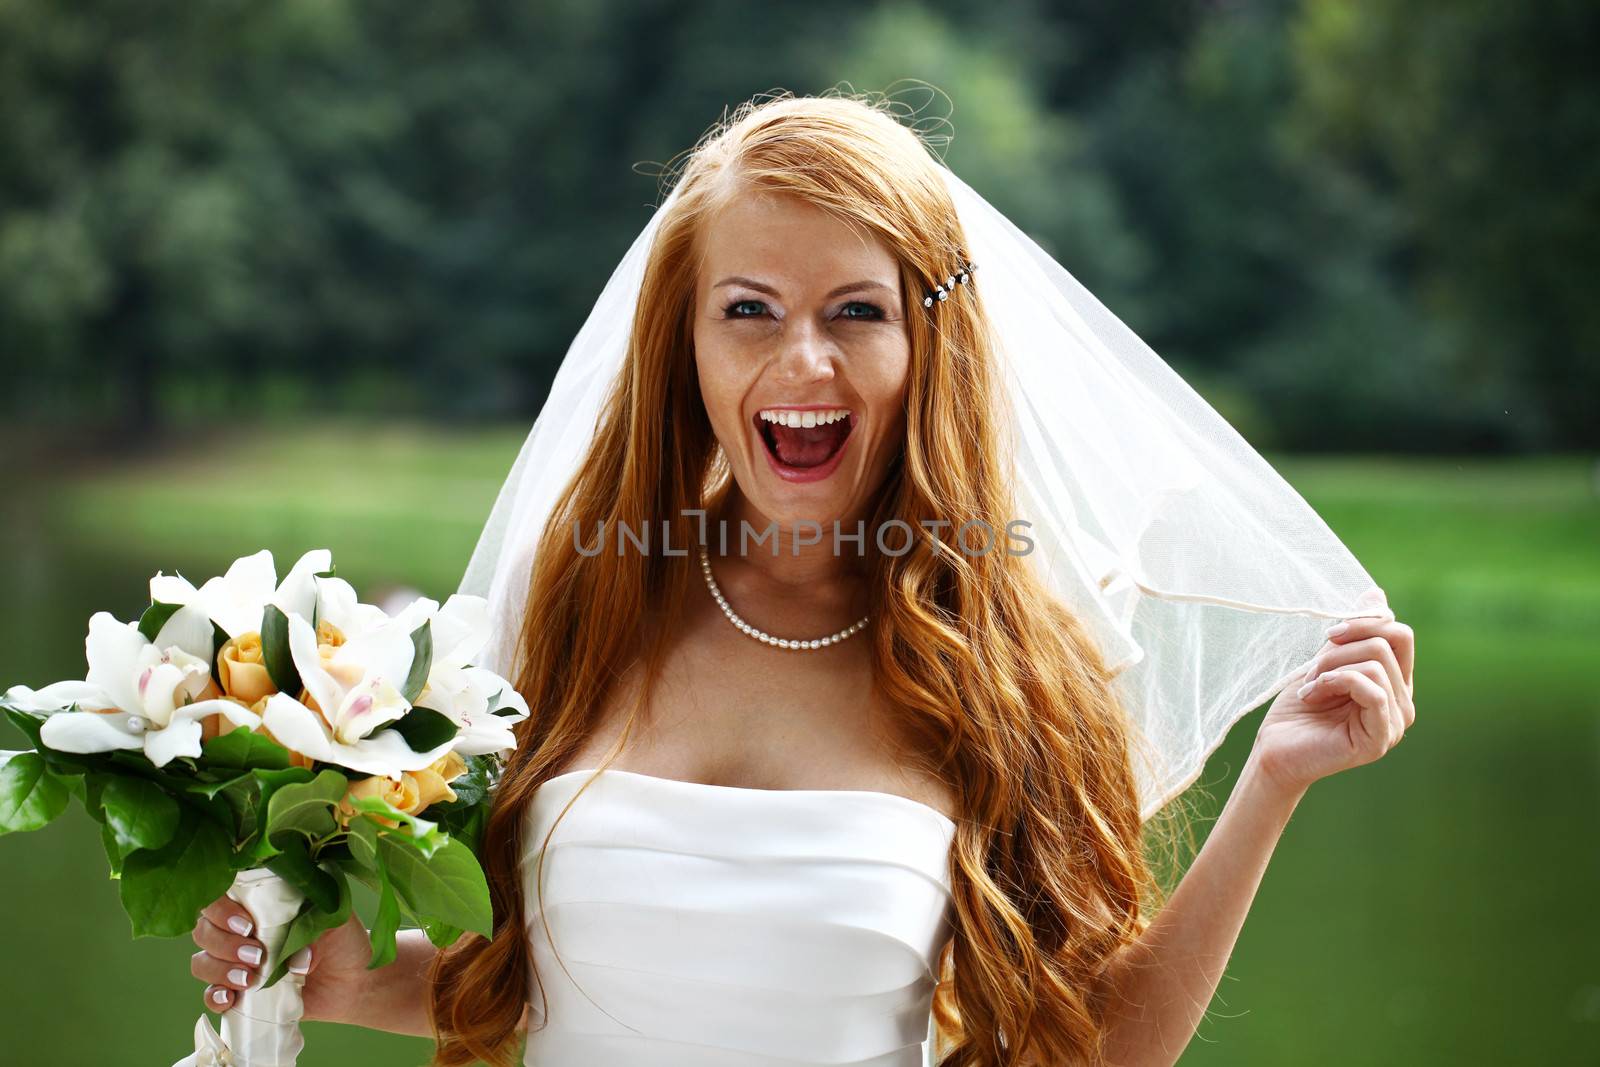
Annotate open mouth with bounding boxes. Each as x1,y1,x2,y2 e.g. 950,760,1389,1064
754,407,855,481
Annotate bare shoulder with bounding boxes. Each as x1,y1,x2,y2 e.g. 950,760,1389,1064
864,692,959,822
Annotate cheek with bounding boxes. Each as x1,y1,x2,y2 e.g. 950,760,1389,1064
865,351,911,418
692,346,749,437
865,353,910,456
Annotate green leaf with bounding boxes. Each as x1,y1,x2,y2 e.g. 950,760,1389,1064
83,771,111,819
40,750,98,780
423,758,491,855
343,796,444,858
379,834,492,937
252,765,317,811
367,852,402,970
251,767,316,819
0,752,70,834
262,768,347,843
262,862,351,989
217,765,304,846
101,820,131,878
105,751,153,772
203,726,291,771
421,915,464,949
450,804,489,856
136,600,184,643
210,623,229,690
344,814,379,871
233,766,315,861
246,834,283,863
59,769,87,806
99,776,180,853
119,808,233,938
260,603,301,697
334,854,380,894
264,836,340,912
484,687,522,718
2,707,46,748
387,706,457,753
401,621,432,705
183,769,253,801
217,783,259,843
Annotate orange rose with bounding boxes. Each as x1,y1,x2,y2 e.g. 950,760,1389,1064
337,750,468,827
217,632,275,704
410,750,468,810
316,619,346,650
338,774,421,828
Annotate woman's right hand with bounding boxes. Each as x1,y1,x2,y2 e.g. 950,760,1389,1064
190,894,375,1023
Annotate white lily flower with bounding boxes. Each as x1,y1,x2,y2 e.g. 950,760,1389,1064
149,548,333,639
260,604,452,779
427,594,493,674
422,665,530,756
9,612,263,768
311,574,394,641
411,594,529,757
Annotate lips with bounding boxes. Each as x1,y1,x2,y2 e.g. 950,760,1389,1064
753,410,856,483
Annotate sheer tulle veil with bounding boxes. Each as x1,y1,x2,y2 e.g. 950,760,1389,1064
456,158,1391,822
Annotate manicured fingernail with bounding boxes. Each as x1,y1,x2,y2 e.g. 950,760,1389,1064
1327,622,1348,637
229,967,250,986
227,916,253,937
1297,680,1316,697
238,944,262,966
211,988,229,1005
288,947,312,975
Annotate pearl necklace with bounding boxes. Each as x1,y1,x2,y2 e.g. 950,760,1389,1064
698,545,869,651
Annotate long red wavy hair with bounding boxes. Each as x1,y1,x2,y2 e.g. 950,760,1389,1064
426,88,1182,1067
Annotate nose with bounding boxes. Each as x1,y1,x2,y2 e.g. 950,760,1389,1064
773,320,837,386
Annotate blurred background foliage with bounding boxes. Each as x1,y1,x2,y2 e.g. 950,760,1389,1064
0,1,1596,1065
2,0,1594,448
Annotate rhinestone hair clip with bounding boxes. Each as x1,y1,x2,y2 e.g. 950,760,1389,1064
922,257,977,308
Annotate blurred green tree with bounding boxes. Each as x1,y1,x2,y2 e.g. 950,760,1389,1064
0,0,1588,451
1290,0,1600,447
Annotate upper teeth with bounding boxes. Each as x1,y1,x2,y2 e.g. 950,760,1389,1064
759,408,850,428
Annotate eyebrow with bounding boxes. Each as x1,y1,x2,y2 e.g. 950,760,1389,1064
713,276,894,300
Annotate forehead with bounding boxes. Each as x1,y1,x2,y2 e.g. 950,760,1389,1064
698,189,898,286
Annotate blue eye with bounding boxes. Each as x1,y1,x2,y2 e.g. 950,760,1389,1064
720,299,887,320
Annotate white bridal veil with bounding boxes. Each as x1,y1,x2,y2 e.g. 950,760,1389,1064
457,159,1391,822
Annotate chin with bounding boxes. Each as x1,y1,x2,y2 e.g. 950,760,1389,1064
737,478,849,524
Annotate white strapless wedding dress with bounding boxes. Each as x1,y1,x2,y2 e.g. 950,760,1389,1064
521,767,958,1066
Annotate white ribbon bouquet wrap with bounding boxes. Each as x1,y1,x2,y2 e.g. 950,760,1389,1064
176,869,309,1067
0,548,530,1067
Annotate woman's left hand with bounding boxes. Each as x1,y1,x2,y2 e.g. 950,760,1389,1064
1252,587,1417,796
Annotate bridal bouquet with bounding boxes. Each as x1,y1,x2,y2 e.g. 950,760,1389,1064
0,548,529,1066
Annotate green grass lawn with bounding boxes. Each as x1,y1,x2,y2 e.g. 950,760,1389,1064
1,419,1596,1064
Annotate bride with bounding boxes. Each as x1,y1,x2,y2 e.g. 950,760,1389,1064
188,92,1416,1066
